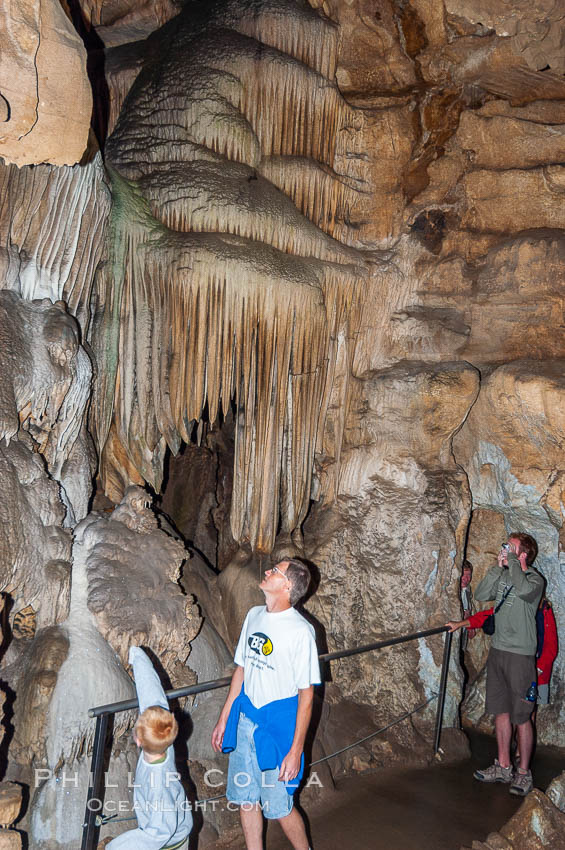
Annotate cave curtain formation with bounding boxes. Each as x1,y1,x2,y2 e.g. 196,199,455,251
91,0,368,553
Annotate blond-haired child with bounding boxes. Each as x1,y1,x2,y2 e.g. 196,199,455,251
106,647,192,849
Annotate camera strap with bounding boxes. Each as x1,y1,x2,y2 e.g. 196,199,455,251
494,584,513,614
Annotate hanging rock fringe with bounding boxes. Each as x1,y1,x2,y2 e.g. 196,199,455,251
259,156,363,238
0,155,110,333
99,1,369,552
233,0,339,80
137,160,359,264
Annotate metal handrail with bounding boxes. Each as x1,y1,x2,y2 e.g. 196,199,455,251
81,624,452,850
89,625,449,717
89,675,233,718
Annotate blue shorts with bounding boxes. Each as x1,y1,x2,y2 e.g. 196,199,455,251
226,713,293,820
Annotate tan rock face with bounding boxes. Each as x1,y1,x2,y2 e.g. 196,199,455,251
461,168,565,233
455,111,565,170
0,830,22,849
80,0,181,46
353,230,565,375
2,7,565,847
0,0,91,165
461,788,565,850
334,106,415,248
304,361,479,765
453,361,565,746
322,0,417,102
445,0,565,74
0,781,22,828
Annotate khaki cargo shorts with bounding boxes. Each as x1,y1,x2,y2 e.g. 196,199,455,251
485,648,536,725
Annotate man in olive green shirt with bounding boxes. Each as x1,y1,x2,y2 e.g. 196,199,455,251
472,532,544,796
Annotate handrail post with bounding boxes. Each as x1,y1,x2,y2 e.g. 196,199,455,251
81,712,109,850
433,628,452,755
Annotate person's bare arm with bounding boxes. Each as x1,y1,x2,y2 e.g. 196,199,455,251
211,665,244,752
445,619,471,632
278,685,314,782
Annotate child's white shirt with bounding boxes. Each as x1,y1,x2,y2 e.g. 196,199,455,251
106,647,192,849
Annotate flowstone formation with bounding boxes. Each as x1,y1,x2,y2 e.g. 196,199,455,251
0,292,90,613
0,293,89,844
30,487,200,849
96,0,369,553
0,296,199,847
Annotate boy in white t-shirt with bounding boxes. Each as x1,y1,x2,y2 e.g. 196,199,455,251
212,558,320,850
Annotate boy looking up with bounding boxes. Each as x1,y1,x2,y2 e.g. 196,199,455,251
106,646,192,849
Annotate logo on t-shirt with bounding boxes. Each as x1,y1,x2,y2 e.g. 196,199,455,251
248,632,273,656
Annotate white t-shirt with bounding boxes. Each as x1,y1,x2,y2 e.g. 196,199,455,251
234,605,321,709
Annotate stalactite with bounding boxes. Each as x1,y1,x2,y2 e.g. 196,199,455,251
259,156,363,238
99,167,367,548
137,160,359,264
231,37,343,165
109,31,345,174
233,0,338,81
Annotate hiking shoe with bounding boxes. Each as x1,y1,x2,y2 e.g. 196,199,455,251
510,769,533,796
473,759,513,783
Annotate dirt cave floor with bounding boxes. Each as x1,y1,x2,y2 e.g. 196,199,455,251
198,733,564,850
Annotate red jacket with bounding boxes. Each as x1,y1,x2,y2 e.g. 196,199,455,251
468,603,558,685
468,608,492,630
536,601,558,685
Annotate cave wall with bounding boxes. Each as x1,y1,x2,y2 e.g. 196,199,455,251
0,0,565,846
0,0,92,166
